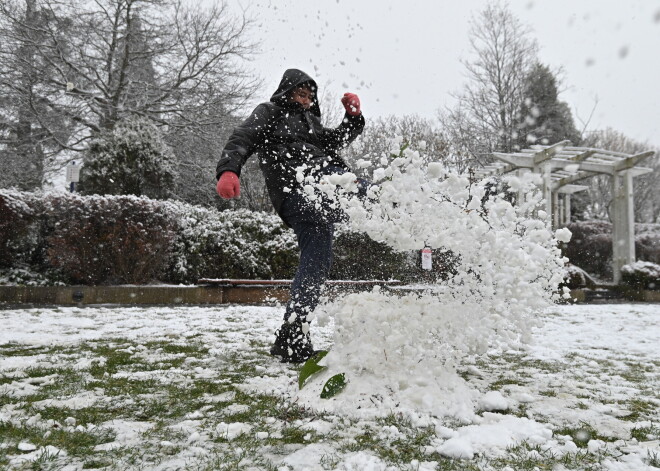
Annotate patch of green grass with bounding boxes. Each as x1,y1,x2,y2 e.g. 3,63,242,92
0,366,88,409
0,343,74,358
558,449,610,469
539,389,557,397
82,458,113,469
144,340,209,356
646,450,660,467
489,377,525,390
490,441,554,470
279,425,318,444
190,446,280,471
376,412,413,429
24,405,119,427
86,376,160,397
553,422,617,448
0,374,22,386
619,398,658,422
630,423,660,441
621,361,654,384
87,343,144,378
336,413,445,467
511,357,565,374
341,425,441,467
220,389,313,426
0,419,115,458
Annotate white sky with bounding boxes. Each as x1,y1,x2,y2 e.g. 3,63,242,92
224,0,660,149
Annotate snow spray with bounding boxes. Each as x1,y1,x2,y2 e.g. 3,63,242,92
295,140,571,420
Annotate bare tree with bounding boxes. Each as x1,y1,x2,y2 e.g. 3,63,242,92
342,115,450,175
575,128,659,223
444,2,537,163
0,0,258,187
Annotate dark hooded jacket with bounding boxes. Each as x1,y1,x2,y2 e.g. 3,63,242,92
216,69,365,216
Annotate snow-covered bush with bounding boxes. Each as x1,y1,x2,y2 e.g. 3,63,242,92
636,224,660,265
621,261,660,290
45,194,176,284
0,267,67,287
0,189,42,268
79,117,177,199
0,191,302,285
163,201,298,283
560,264,595,289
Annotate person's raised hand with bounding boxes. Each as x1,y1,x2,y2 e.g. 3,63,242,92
341,93,361,116
216,171,240,199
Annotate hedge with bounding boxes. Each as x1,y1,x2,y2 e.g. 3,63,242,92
562,220,660,279
0,190,416,285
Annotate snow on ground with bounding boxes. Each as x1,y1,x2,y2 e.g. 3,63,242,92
0,301,658,470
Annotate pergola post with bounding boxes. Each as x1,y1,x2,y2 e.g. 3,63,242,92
542,164,552,218
611,170,636,283
516,169,527,205
564,194,572,225
552,191,560,229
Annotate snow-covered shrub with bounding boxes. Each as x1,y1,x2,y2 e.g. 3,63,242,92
79,117,177,199
0,190,300,285
635,224,660,265
621,261,660,290
45,193,175,284
164,201,298,283
0,189,42,268
0,267,67,286
560,264,595,289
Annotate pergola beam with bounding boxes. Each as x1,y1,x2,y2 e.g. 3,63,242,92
532,140,571,165
555,184,588,194
614,151,656,172
567,149,597,162
553,171,598,189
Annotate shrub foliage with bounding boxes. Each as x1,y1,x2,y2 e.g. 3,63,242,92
79,117,177,199
621,261,660,290
45,195,176,284
563,220,660,279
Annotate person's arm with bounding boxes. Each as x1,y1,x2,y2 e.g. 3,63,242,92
215,103,272,179
317,93,365,152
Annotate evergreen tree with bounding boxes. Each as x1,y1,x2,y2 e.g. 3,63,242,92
515,63,581,149
79,117,177,199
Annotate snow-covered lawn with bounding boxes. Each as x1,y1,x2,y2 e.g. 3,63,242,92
0,302,658,470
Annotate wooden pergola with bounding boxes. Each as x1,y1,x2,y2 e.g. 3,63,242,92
474,141,656,283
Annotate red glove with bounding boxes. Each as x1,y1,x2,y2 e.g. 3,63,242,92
216,171,240,199
341,93,361,116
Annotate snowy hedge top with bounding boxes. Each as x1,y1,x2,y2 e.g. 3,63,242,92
622,261,660,278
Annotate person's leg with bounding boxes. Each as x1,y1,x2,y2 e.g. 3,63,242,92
285,219,334,323
271,194,334,363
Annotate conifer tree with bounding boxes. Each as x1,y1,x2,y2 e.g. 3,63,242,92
515,63,581,150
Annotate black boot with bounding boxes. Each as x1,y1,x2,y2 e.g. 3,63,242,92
269,320,316,364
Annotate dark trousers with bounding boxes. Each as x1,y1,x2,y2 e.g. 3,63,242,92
278,168,369,328
279,192,336,325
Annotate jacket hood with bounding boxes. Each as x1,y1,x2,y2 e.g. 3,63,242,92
270,68,321,117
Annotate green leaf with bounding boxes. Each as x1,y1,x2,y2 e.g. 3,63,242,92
298,350,328,390
320,373,347,399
